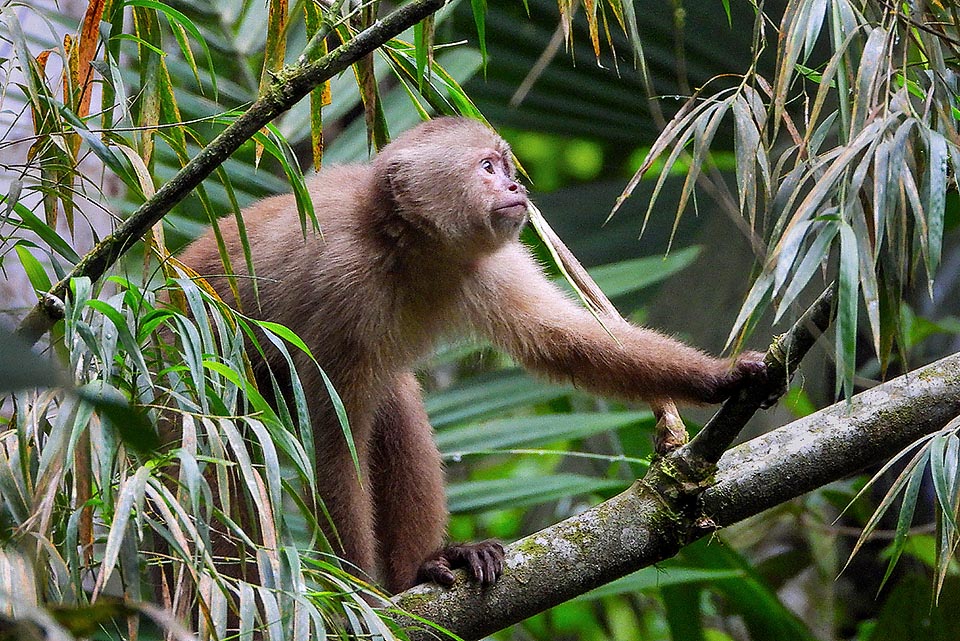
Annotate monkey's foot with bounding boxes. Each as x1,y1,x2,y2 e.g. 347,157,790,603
416,540,505,587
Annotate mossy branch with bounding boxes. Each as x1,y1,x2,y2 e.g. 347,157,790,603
14,0,446,345
394,347,960,641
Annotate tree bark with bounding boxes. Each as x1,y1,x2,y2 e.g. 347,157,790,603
394,351,960,640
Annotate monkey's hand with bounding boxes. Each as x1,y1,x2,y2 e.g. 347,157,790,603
703,351,768,404
416,540,505,587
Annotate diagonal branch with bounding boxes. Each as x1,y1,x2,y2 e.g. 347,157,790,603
393,349,960,641
14,0,445,345
681,283,837,467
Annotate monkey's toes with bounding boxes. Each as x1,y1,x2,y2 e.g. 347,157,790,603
458,540,504,585
653,411,689,456
416,557,456,587
418,540,505,588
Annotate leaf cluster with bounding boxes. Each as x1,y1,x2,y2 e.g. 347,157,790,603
619,0,960,398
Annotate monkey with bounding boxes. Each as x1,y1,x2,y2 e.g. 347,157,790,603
178,116,766,594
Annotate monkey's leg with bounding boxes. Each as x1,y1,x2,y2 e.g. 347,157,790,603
313,406,378,583
370,372,449,593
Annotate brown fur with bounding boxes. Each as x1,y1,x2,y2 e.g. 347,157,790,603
178,117,763,593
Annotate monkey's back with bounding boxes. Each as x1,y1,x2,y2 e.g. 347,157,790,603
178,164,440,402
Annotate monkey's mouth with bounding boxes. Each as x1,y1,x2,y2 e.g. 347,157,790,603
492,201,529,231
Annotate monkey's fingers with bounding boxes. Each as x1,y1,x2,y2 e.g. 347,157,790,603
416,556,456,587
734,351,768,377
705,351,768,403
734,350,790,409
452,540,504,585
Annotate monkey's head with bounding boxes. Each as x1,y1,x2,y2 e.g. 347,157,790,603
374,117,529,254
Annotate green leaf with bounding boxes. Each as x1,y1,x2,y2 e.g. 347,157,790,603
126,0,218,96
775,220,837,321
447,474,626,513
4,198,81,263
586,247,700,298
922,128,948,290
867,574,960,641
469,0,488,70
426,370,572,428
580,564,742,600
435,411,653,454
682,540,819,641
75,379,158,455
878,452,927,590
836,221,859,398
92,465,151,598
726,269,773,349
86,299,151,381
15,245,51,293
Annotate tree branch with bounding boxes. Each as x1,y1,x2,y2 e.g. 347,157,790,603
683,283,837,466
14,0,445,345
394,350,960,641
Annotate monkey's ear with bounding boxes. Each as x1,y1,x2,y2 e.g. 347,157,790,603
380,150,417,207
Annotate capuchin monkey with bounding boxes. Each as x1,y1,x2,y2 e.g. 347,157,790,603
178,117,766,594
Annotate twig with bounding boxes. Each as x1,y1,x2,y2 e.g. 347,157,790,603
680,283,837,468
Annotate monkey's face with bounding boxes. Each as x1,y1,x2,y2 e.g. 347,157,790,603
476,153,528,238
376,118,530,255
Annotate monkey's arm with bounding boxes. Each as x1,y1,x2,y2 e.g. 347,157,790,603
469,245,763,406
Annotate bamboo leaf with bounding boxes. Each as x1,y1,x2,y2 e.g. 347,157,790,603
726,270,774,349
921,127,948,288
15,245,52,293
447,474,626,513
791,119,885,233
836,221,858,398
844,440,933,565
127,0,218,95
435,412,652,453
611,93,723,220
930,433,958,528
303,0,329,171
732,94,761,222
76,0,105,119
256,0,288,164
775,219,838,321
86,299,151,381
671,97,735,247
878,453,927,591
3,197,80,263
850,27,888,132
92,465,150,598
773,220,813,295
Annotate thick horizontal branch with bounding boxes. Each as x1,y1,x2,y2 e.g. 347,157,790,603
394,351,960,640
15,0,445,345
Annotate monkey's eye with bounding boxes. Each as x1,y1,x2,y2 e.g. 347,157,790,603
480,159,496,174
